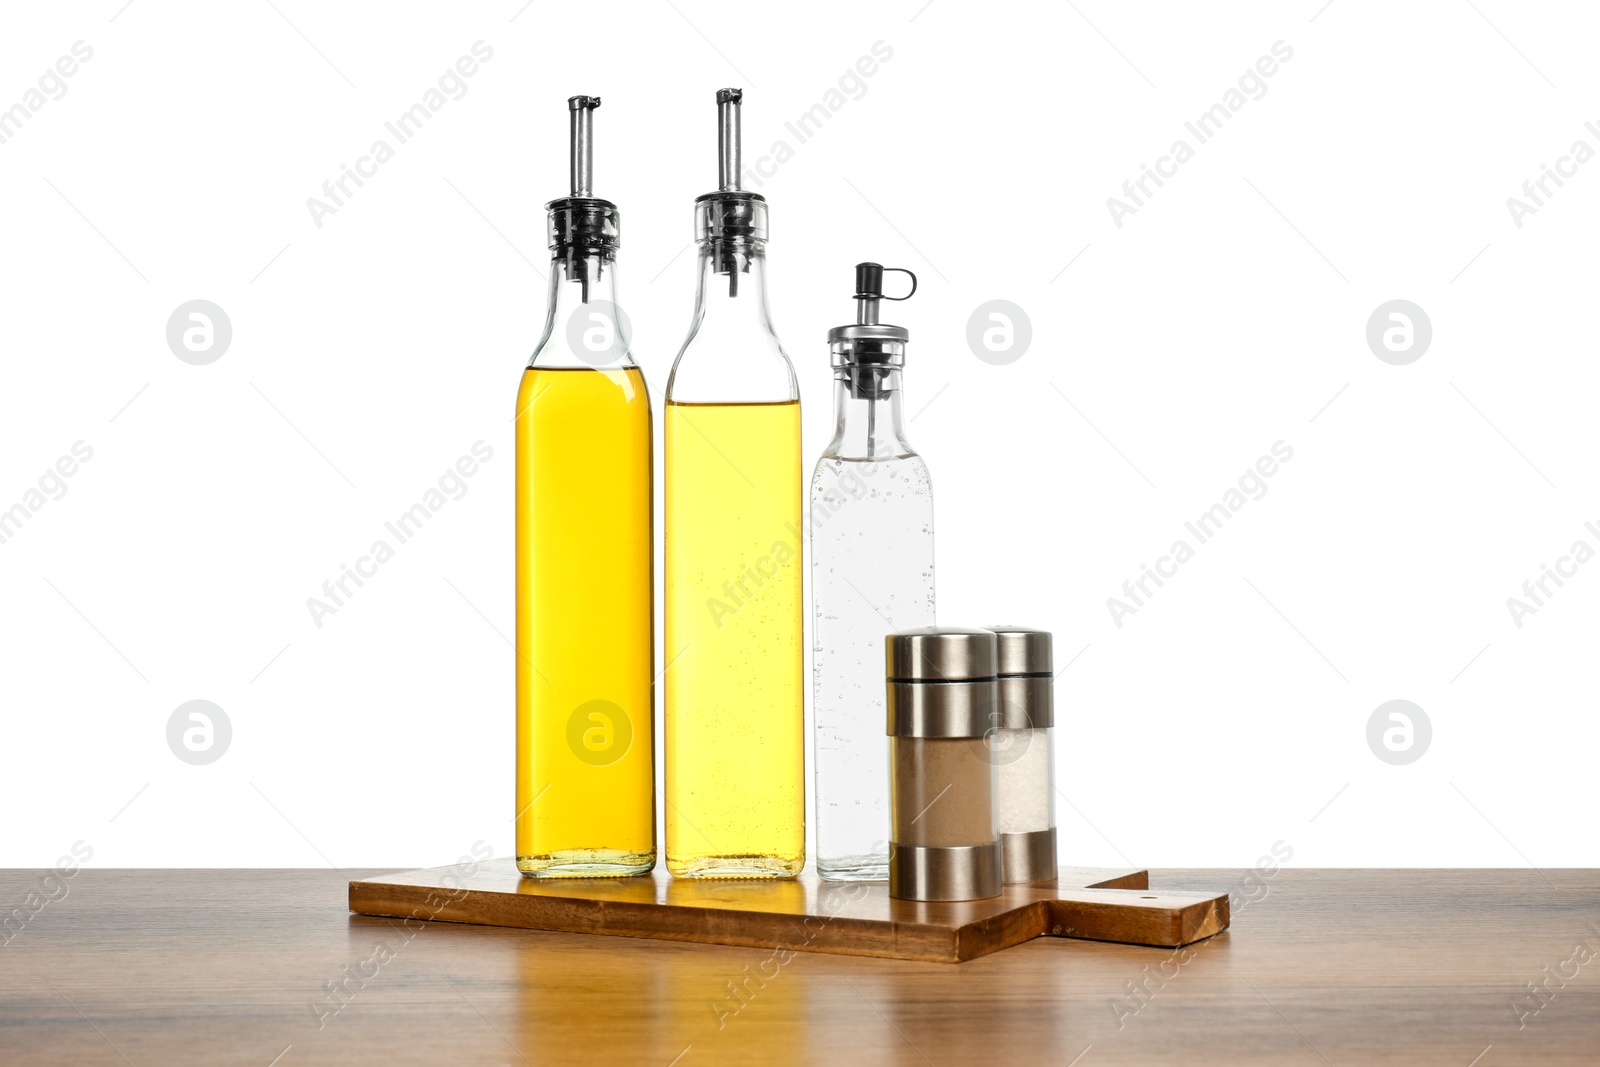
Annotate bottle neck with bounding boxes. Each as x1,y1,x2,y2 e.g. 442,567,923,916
667,237,796,404
531,246,633,368
826,368,913,460
691,240,774,334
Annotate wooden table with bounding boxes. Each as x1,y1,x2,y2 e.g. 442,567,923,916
2,868,1596,1065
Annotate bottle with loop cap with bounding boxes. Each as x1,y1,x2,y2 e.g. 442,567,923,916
811,261,936,881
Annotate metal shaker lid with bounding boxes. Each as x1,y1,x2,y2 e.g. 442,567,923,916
987,626,1053,676
987,627,1054,730
886,627,996,682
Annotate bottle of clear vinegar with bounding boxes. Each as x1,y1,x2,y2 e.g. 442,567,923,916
664,89,804,878
516,96,655,877
812,263,935,880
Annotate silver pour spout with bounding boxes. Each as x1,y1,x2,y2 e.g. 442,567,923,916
548,95,616,303
853,262,916,327
828,262,917,405
569,95,599,197
694,89,766,298
716,88,741,192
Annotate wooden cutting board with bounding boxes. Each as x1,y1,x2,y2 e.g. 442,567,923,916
349,859,1229,963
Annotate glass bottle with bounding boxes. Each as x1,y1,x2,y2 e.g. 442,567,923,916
515,96,655,877
664,89,804,878
811,263,936,880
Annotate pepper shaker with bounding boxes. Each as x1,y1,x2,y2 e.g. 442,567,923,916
886,627,1002,902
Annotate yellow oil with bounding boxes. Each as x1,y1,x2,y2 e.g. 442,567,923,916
515,366,655,876
664,399,804,877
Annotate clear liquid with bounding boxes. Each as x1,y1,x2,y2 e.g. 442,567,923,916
810,454,935,879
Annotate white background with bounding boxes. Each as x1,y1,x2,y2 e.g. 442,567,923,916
3,0,1595,873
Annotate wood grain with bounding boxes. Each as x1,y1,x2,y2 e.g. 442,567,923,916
347,859,1229,962
2,868,1597,1065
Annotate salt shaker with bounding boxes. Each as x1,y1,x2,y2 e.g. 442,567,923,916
988,626,1057,883
886,627,1002,902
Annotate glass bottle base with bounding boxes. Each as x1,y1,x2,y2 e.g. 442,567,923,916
517,849,655,878
667,854,803,879
817,856,889,882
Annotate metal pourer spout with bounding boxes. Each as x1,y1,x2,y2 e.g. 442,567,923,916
717,88,742,192
694,89,768,298
547,94,618,304
852,262,917,329
828,262,917,401
569,95,599,197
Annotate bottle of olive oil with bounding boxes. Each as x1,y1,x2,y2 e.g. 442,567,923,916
664,89,804,878
515,96,655,877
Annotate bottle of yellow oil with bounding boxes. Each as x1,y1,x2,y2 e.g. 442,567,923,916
664,89,804,878
515,96,654,877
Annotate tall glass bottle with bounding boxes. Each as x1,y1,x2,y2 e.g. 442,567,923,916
664,89,804,878
515,96,655,877
811,263,936,880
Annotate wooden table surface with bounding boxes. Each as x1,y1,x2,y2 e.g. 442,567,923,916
2,868,1596,1065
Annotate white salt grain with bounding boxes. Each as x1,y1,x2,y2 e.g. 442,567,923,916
995,728,1053,834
